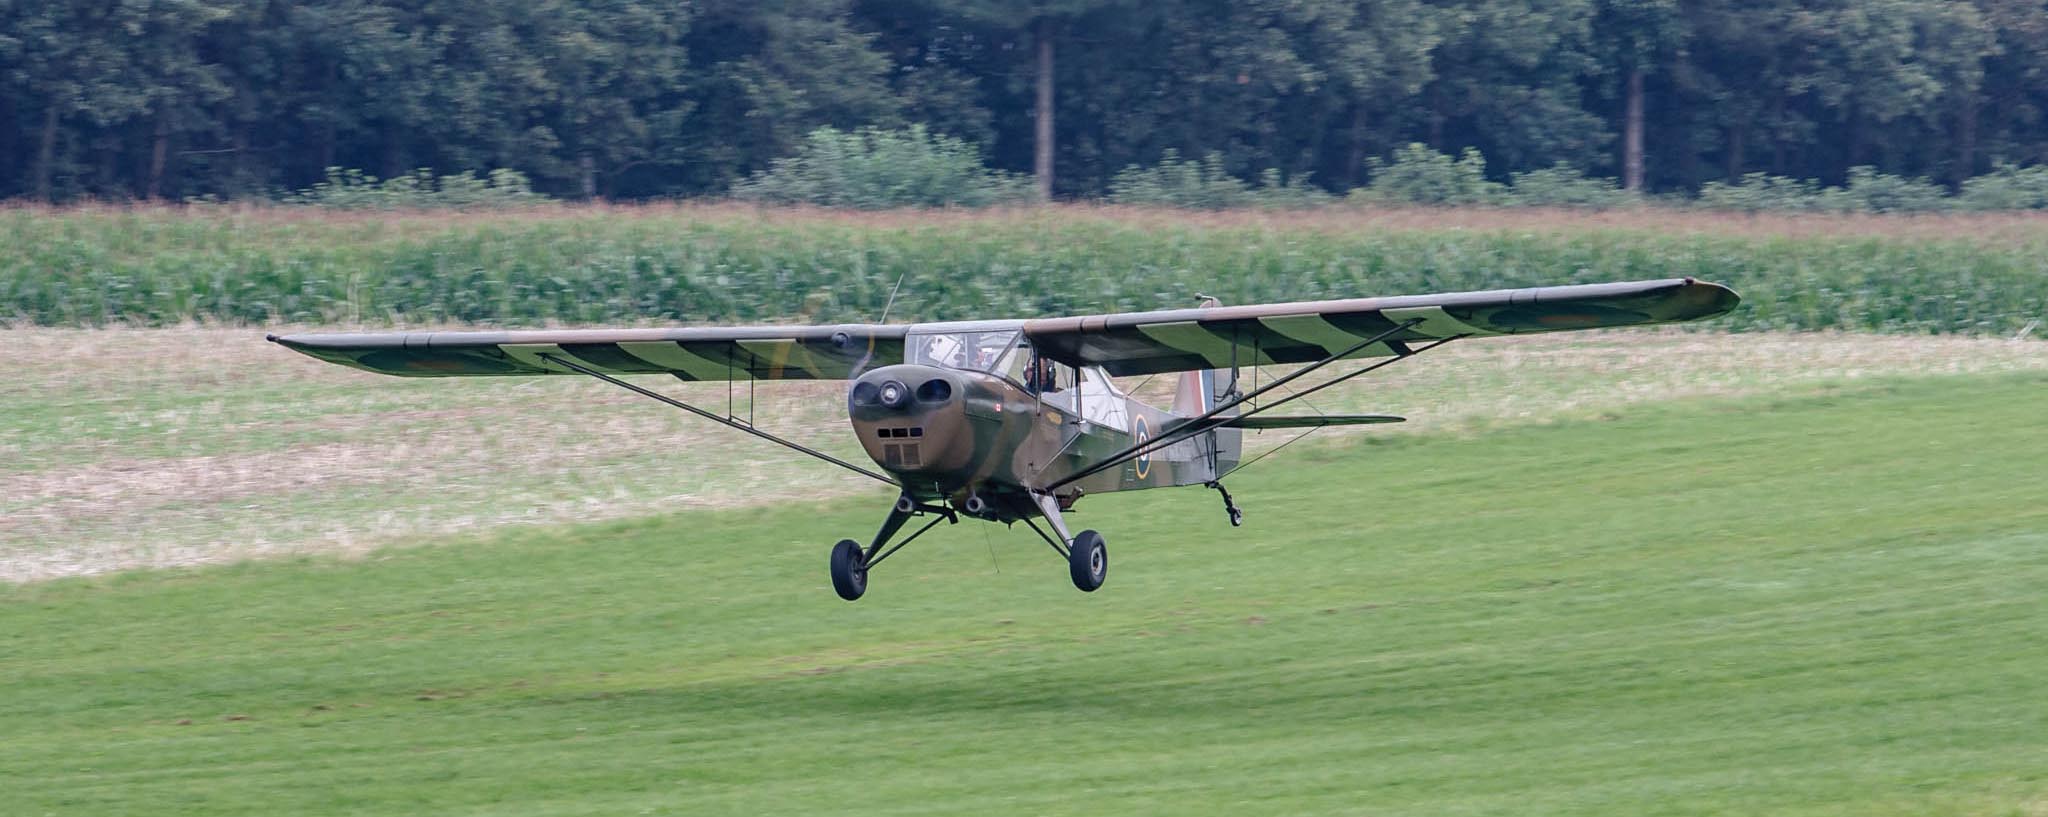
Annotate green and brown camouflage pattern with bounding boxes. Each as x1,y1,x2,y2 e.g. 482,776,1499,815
272,278,1739,521
271,278,1737,380
1022,277,1740,375
844,362,1236,515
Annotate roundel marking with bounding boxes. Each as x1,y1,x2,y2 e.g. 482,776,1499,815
1133,415,1153,480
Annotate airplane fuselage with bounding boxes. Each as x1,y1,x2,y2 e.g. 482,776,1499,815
847,362,1224,521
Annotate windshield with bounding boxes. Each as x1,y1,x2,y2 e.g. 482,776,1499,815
907,330,1020,373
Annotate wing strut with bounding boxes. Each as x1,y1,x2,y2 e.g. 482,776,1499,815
1044,320,1458,491
538,352,900,487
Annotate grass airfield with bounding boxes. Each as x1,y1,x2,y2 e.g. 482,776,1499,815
6,369,2047,815
9,327,2047,581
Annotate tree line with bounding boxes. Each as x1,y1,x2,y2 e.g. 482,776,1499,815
3,0,2043,203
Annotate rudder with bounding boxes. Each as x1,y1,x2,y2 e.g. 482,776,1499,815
1172,295,1242,476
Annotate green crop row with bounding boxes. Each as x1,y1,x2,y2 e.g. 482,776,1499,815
3,206,2044,335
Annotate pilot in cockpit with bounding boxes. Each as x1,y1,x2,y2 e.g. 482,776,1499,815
1024,356,1060,395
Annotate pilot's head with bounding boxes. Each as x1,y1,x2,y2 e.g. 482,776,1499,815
1026,356,1058,392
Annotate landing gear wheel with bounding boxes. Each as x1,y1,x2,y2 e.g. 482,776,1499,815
830,539,868,601
1068,530,1108,592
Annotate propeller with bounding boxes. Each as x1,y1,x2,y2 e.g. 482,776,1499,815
842,272,908,405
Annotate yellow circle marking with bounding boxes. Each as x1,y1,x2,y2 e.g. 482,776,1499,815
1133,415,1153,480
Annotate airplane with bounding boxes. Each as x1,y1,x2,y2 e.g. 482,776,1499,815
271,277,1738,600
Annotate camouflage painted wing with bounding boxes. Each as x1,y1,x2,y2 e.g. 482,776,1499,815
269,325,908,380
1021,278,1739,376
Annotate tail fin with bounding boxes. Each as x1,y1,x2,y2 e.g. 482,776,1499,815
1171,367,1217,416
1173,295,1242,476
1173,294,1236,417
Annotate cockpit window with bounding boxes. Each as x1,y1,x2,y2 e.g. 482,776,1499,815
908,330,1019,373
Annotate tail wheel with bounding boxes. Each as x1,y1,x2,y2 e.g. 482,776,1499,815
1068,530,1107,592
830,539,867,601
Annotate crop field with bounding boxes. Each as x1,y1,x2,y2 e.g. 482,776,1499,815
6,204,2048,815
6,370,2048,815
5,204,2048,334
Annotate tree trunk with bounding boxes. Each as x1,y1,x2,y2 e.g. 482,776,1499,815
35,104,60,202
1843,101,1866,180
1768,93,1787,175
1623,69,1645,191
580,153,597,200
315,61,340,183
315,120,337,179
381,127,404,179
147,107,171,201
1346,104,1369,188
1033,17,1055,201
1727,124,1746,182
1427,84,1444,150
232,124,251,192
1957,92,1979,183
97,138,120,196
0,94,15,193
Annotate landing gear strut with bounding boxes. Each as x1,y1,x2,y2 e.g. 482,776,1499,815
830,494,955,601
1022,493,1108,592
830,491,1110,599
1207,481,1244,527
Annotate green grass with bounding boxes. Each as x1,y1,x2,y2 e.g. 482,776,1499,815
11,327,2045,580
5,372,2047,815
5,205,2048,334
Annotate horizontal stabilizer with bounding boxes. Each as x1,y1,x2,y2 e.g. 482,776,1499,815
1221,414,1405,430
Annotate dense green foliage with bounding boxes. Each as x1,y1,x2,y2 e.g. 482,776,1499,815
1696,167,1957,214
1106,151,1330,210
6,1,2048,202
3,208,2043,335
1502,163,1635,209
1353,144,1506,206
276,168,544,211
731,126,1033,209
7,373,2048,815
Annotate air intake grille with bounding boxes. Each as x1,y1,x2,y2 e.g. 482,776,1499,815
882,444,921,468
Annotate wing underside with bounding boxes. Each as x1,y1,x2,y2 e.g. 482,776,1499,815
270,326,908,380
1021,278,1739,376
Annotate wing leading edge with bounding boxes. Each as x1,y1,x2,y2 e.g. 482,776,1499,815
1021,278,1739,376
272,279,1736,380
269,325,908,380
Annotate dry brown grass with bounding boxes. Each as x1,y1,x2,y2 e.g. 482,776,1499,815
5,326,2044,582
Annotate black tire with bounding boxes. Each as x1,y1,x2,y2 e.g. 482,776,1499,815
1068,530,1107,592
830,539,867,601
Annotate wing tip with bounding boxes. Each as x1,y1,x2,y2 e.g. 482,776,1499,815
1692,279,1743,319
267,332,315,351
